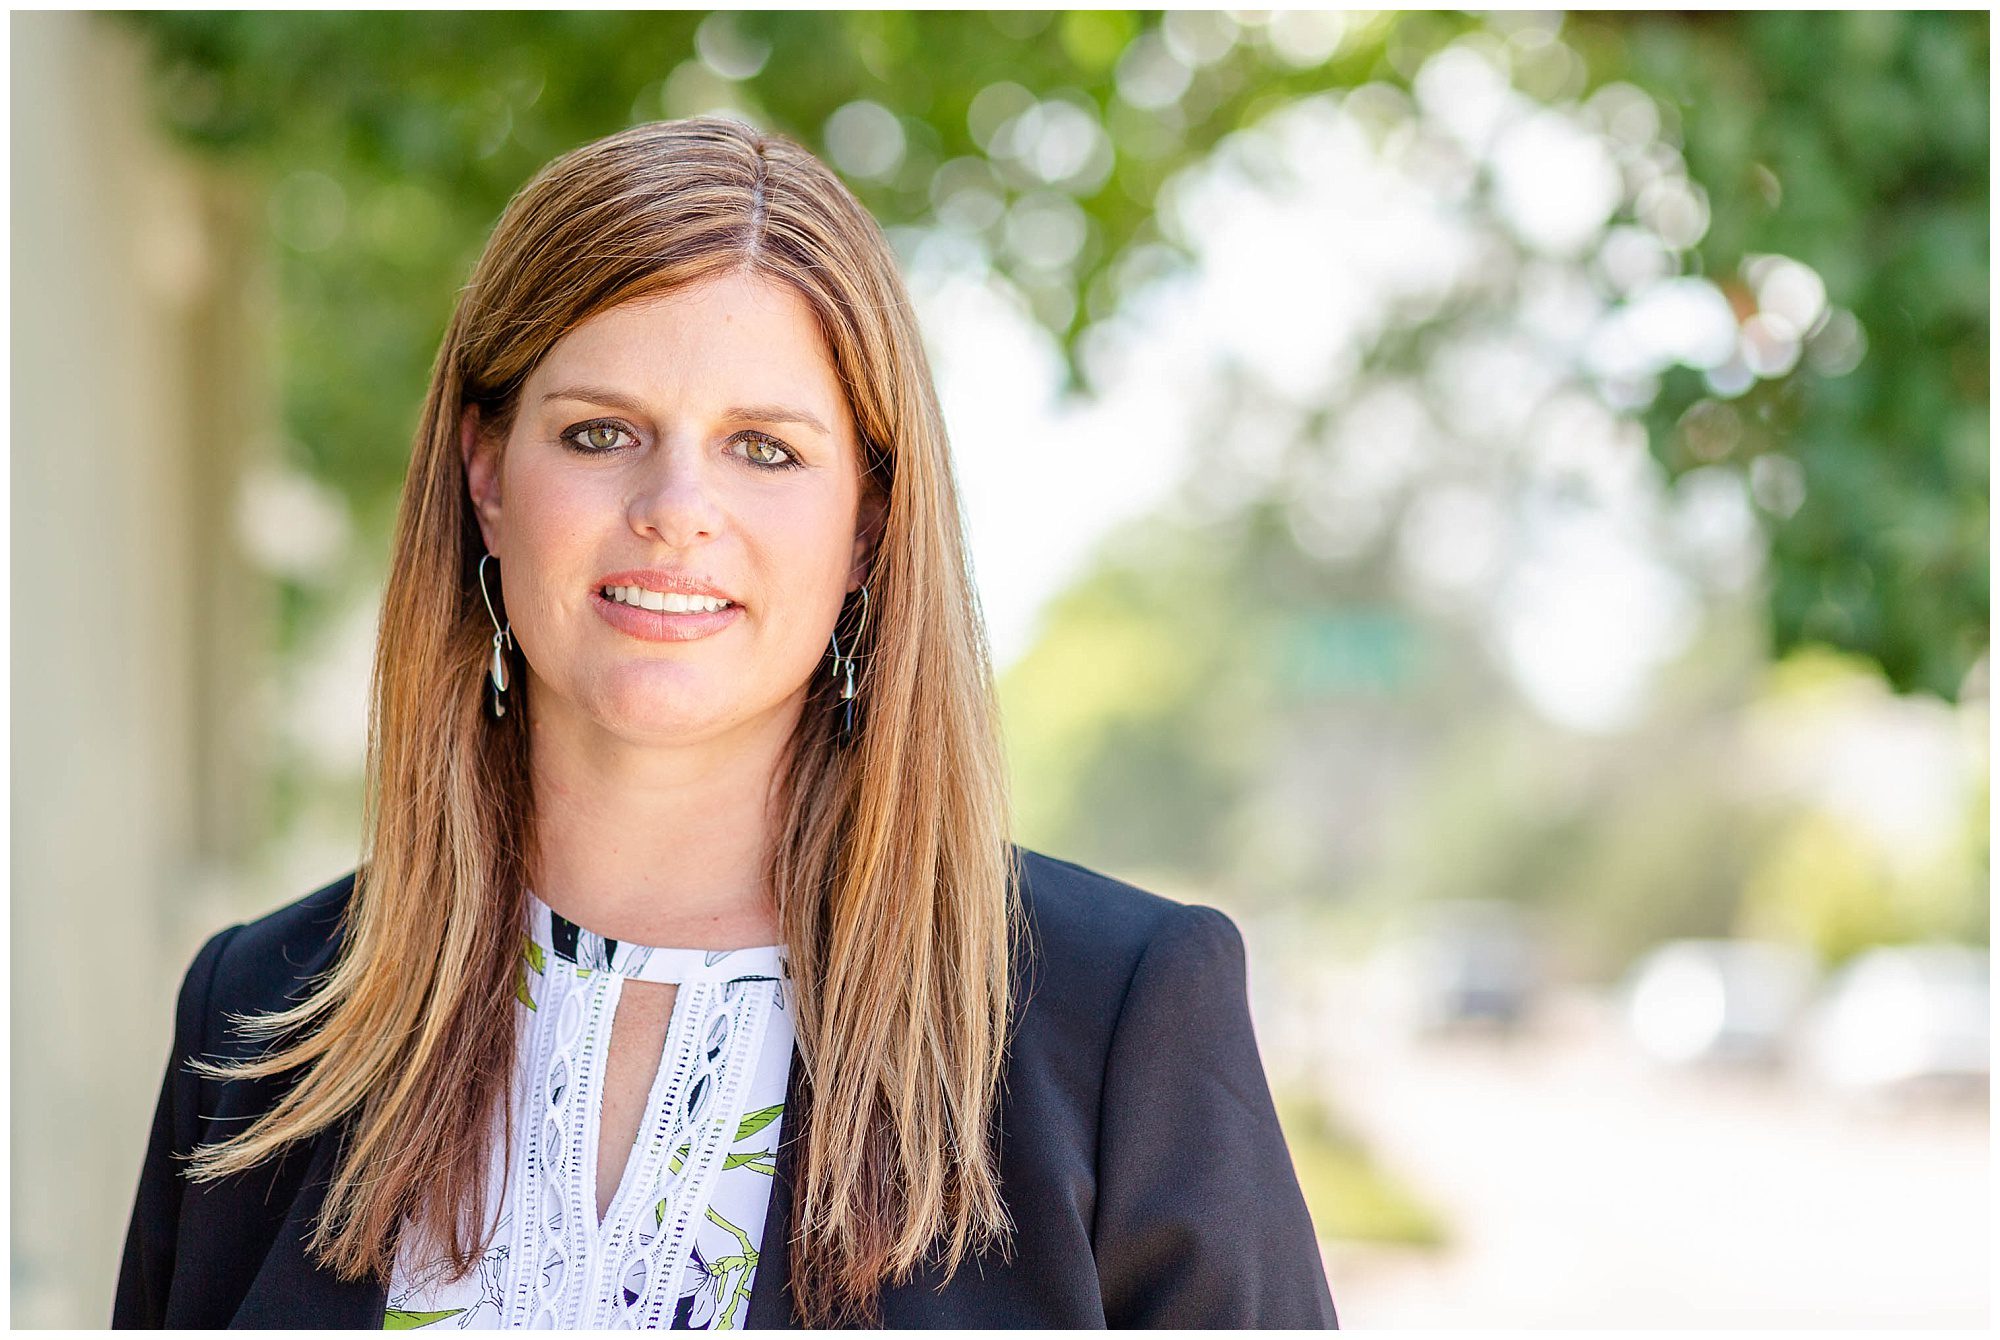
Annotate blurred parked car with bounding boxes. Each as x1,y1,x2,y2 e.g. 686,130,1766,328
1369,899,1544,1038
1798,944,1989,1103
1620,939,1818,1067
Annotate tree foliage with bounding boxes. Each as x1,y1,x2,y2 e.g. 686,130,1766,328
1619,11,1988,701
117,9,1985,697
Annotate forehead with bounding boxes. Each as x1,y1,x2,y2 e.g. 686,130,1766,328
530,272,849,425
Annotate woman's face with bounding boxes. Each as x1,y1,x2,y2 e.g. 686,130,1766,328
463,270,883,749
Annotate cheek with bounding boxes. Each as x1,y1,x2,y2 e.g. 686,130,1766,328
508,454,602,534
755,496,859,608
495,459,601,633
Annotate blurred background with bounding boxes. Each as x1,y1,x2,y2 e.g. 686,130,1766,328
11,8,1989,1328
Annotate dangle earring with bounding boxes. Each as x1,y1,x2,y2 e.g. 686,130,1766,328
478,552,515,719
826,583,870,742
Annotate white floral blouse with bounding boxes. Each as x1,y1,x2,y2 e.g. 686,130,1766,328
383,890,794,1330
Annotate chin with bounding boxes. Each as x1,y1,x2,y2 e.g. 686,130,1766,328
605,662,811,743
591,678,736,740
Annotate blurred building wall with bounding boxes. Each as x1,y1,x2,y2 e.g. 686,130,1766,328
10,11,271,1327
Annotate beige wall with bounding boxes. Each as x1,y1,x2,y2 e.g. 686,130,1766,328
11,11,271,1327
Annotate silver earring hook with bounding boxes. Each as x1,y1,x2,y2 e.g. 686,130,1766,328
828,583,869,677
832,580,872,740
478,552,509,642
479,552,514,717
827,583,870,742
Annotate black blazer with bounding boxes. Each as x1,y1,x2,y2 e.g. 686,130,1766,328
114,847,1339,1328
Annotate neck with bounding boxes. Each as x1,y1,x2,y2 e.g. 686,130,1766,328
523,682,798,951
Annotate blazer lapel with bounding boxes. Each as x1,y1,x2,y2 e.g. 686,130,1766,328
229,1119,388,1328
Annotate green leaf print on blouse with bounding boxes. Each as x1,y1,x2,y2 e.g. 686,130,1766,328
516,933,545,1011
657,1100,785,1234
665,1103,785,1177
707,1206,760,1329
383,1307,465,1329
734,1103,781,1141
649,1206,759,1329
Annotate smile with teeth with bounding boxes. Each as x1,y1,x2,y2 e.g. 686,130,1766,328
600,585,734,613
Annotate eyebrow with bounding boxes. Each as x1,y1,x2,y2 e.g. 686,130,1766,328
539,384,832,436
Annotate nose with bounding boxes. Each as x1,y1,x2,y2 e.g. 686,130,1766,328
628,438,723,546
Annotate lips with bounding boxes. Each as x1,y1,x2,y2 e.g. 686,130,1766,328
592,568,739,606
590,587,743,643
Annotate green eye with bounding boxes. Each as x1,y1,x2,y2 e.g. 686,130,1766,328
739,435,800,469
561,420,634,453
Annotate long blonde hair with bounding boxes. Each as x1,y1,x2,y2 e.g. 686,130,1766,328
185,116,1020,1326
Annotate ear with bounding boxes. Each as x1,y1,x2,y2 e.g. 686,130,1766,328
461,405,503,554
848,479,887,592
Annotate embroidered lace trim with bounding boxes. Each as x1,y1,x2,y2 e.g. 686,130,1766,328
384,889,792,1330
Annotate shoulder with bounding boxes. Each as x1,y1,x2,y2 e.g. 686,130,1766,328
157,870,358,1141
1012,843,1242,964
1013,845,1193,944
1008,844,1245,1033
197,869,358,1029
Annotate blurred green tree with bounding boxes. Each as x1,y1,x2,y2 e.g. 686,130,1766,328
117,9,1986,699
1617,10,1988,702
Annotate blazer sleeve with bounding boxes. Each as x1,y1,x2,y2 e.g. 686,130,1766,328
112,922,241,1327
1092,903,1339,1328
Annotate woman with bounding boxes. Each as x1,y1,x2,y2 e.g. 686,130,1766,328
113,116,1337,1329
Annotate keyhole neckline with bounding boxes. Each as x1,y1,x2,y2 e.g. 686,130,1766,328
524,888,787,989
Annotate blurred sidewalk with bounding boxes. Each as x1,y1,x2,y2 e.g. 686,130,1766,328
1316,985,1989,1328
